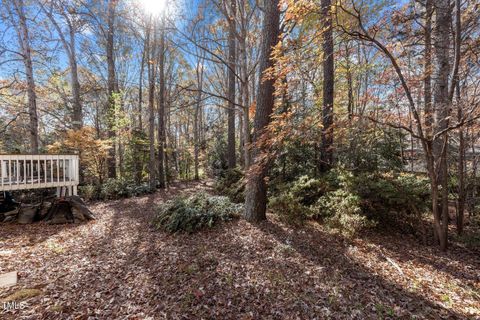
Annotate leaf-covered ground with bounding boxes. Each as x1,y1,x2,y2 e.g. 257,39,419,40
1,181,479,319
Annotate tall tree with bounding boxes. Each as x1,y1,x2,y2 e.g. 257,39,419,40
335,0,466,251
319,0,334,172
194,55,205,180
244,0,280,222
432,0,452,250
157,21,166,189
238,0,255,168
133,28,147,184
424,0,433,139
40,0,83,129
146,19,157,189
106,0,117,178
227,0,237,168
9,0,39,153
450,0,465,234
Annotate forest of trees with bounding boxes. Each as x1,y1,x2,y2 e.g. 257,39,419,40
1,0,479,254
2,0,480,318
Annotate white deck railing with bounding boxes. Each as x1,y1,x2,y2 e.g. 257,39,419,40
0,154,79,195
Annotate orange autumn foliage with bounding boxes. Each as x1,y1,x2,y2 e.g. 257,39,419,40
47,127,111,184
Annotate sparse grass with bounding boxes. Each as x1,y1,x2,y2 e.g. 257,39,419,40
183,263,199,275
46,242,65,254
274,243,296,256
441,294,451,304
49,305,63,312
2,288,42,303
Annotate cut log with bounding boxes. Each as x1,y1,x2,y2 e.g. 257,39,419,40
2,215,16,223
17,204,39,224
46,200,74,224
0,207,20,222
67,195,96,221
44,196,95,224
37,200,53,220
0,194,94,225
4,208,20,216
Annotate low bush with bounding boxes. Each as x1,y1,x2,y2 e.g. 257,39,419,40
214,168,245,203
78,185,100,201
454,215,480,249
126,183,152,197
152,193,242,233
79,179,152,201
312,189,374,237
269,172,344,227
269,169,431,235
269,193,309,226
289,175,330,206
101,178,131,199
352,172,431,232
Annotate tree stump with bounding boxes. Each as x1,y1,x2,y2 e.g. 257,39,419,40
45,196,95,224
0,192,95,224
17,204,39,224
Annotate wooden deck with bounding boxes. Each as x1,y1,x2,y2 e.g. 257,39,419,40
0,154,79,194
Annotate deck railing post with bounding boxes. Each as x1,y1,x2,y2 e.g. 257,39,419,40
23,159,26,186
30,155,34,188
8,156,12,187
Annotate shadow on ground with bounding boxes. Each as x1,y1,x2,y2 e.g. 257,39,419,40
1,181,477,319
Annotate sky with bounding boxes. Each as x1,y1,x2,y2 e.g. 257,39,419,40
0,0,202,79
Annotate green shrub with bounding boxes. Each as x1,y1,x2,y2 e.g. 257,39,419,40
126,183,152,197
312,189,374,237
269,174,337,227
269,169,430,235
78,185,100,201
101,178,129,199
80,179,153,201
289,175,330,206
352,172,431,231
269,193,309,226
214,168,245,203
152,193,242,233
454,215,480,249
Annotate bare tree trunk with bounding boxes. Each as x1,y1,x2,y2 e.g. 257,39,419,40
157,23,166,189
345,42,354,121
69,31,82,129
146,20,156,189
12,0,39,153
165,68,173,187
227,0,237,169
138,38,146,130
106,0,117,178
133,35,147,184
244,0,280,222
451,0,465,234
240,22,251,168
432,0,451,251
424,0,433,139
174,120,179,173
319,0,334,172
423,0,439,242
457,81,465,234
194,59,204,180
239,99,244,167
194,105,200,180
